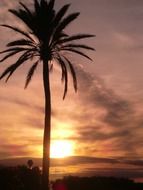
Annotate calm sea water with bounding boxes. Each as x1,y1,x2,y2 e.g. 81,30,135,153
47,163,143,182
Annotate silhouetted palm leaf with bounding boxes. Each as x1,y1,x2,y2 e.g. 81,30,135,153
0,51,33,81
7,39,35,47
57,56,68,99
53,4,70,27
63,56,77,92
34,0,40,13
25,61,39,88
1,24,34,41
19,2,32,16
1,1,94,89
51,34,95,47
52,12,80,43
60,47,93,61
62,44,95,51
0,1,95,190
0,47,33,54
0,47,36,62
46,0,55,10
0,50,26,63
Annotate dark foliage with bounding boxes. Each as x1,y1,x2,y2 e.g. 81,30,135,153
0,166,143,190
0,165,41,190
52,176,143,190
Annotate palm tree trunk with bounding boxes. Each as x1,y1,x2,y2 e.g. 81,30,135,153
42,59,51,190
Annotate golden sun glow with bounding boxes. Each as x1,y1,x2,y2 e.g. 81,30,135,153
50,140,74,158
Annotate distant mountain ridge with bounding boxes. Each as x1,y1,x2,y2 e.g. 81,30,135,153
0,156,118,167
1,156,143,182
0,156,143,167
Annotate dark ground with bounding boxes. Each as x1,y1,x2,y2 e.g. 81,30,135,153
0,165,143,190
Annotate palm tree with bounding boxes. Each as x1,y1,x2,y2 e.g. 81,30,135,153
0,0,95,190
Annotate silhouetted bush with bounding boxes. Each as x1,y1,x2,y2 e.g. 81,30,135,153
0,165,41,190
52,176,143,190
0,166,143,190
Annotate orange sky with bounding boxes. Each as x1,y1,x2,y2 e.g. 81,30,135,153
0,1,143,179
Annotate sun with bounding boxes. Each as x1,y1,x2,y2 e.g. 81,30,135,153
50,140,74,158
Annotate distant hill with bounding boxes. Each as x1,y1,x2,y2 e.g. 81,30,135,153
1,156,143,183
0,157,42,167
0,156,119,167
1,156,143,167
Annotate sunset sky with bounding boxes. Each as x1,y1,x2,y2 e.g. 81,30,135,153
0,0,143,181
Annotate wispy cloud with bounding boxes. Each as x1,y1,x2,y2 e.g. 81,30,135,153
61,67,143,158
0,0,143,177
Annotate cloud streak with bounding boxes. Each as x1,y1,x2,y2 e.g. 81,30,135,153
62,67,143,158
0,1,143,183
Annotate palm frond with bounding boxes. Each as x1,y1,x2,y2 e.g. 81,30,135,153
6,52,35,82
34,0,40,13
9,9,33,32
7,39,35,48
0,51,33,81
0,47,32,54
19,2,32,16
1,24,34,42
0,49,27,63
49,61,53,72
0,47,35,62
52,34,95,48
0,64,19,81
53,4,70,27
58,34,95,45
40,0,48,8
62,44,95,51
47,0,55,10
60,48,93,61
25,61,39,88
63,56,77,92
56,56,68,99
40,1,55,22
0,52,20,63
0,0,95,99
52,12,80,43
